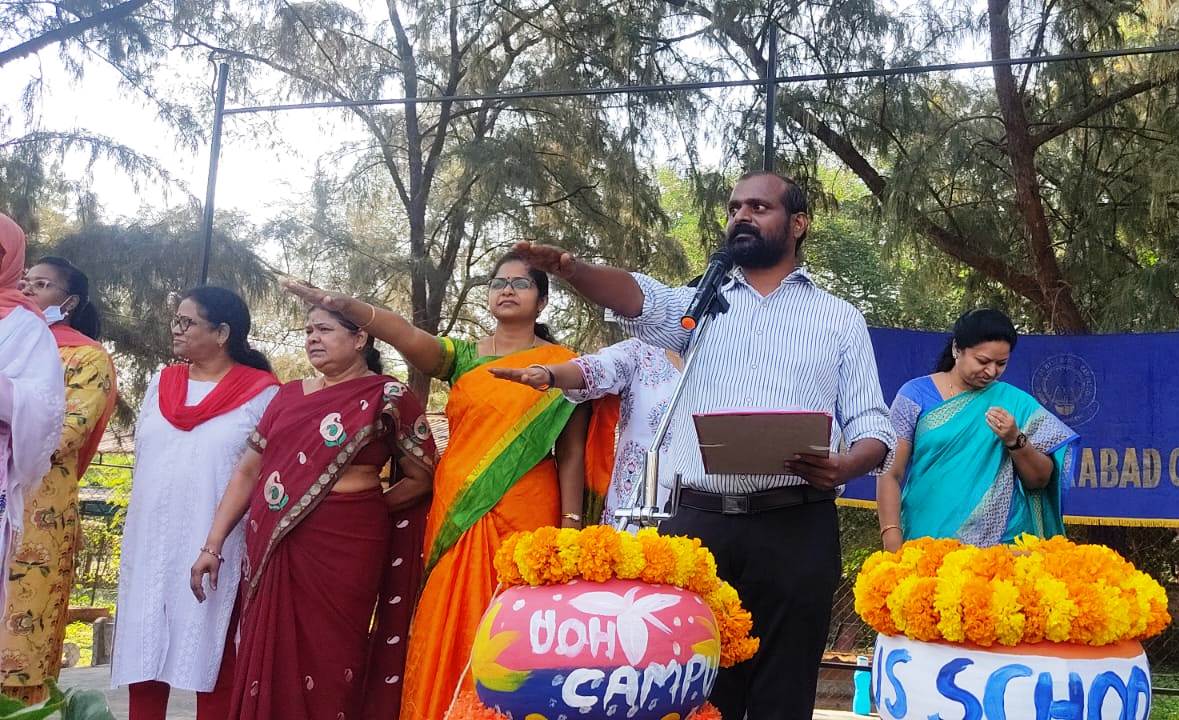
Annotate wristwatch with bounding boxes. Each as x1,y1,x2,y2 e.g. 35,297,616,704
1006,433,1028,450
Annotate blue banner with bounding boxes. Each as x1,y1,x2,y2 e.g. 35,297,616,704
839,328,1179,526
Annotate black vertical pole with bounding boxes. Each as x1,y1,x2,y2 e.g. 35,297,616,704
763,25,778,172
199,62,230,285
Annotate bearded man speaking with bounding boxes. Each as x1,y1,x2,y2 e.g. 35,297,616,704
513,171,896,719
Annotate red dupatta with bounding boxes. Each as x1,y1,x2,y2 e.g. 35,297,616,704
50,324,118,476
241,374,437,605
158,363,279,431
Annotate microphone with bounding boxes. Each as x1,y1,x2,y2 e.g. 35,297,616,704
680,249,734,330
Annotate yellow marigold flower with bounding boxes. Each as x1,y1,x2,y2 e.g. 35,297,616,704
615,533,646,579
856,536,1167,647
991,579,1025,646
553,528,582,583
887,575,922,635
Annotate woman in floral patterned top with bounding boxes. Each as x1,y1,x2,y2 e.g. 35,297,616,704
1,257,117,703
491,337,683,529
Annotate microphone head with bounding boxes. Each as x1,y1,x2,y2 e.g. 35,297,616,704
680,316,698,331
708,249,733,270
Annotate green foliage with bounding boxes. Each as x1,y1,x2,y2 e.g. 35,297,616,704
62,622,94,668
74,455,130,605
0,680,113,720
35,206,274,411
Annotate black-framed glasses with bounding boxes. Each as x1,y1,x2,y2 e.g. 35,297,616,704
489,276,536,291
170,314,203,333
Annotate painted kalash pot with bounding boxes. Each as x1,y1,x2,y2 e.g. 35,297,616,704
444,526,759,720
854,535,1171,720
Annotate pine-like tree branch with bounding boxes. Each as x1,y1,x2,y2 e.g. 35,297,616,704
0,0,152,68
1030,77,1174,148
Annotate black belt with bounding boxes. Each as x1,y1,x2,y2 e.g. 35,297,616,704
679,486,837,515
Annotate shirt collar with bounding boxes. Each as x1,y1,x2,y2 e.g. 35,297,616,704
725,265,812,290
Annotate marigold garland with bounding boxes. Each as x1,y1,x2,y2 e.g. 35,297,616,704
493,526,759,667
854,535,1171,647
445,691,723,720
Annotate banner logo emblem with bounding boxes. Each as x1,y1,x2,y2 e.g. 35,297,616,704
1032,353,1098,426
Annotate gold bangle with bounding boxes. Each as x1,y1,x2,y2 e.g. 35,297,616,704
529,364,555,391
879,524,901,537
356,302,378,330
562,512,582,523
200,546,224,563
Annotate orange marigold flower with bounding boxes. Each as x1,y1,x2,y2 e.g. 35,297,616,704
688,703,723,719
960,576,998,647
638,528,678,584
443,691,510,719
494,532,525,586
576,525,621,583
900,577,941,642
521,526,562,585
915,538,962,577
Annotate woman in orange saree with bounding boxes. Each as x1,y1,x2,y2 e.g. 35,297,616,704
283,251,617,719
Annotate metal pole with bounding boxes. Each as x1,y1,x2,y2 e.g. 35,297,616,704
614,311,718,527
199,62,229,285
763,26,778,171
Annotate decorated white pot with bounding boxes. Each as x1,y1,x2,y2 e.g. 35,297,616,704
872,633,1152,720
471,578,721,719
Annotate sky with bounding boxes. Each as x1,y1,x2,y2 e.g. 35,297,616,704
1,46,368,221
0,7,991,229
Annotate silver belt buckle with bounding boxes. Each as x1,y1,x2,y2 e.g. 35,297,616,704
721,494,750,514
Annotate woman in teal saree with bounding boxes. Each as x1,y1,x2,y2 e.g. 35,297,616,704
877,310,1079,551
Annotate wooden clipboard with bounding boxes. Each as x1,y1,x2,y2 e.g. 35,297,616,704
692,409,832,475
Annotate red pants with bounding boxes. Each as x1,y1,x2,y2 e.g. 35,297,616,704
128,630,236,720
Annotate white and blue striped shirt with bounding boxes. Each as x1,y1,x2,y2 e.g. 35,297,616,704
617,268,896,494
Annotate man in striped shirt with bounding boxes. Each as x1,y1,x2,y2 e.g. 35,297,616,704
514,170,895,719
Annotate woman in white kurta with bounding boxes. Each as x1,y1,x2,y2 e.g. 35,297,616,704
0,214,65,609
491,337,681,529
112,286,278,720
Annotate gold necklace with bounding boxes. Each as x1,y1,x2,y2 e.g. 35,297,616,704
491,332,537,356
944,373,969,397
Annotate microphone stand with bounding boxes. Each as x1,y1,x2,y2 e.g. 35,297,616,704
614,291,729,527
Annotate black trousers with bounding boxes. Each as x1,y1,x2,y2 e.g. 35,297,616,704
660,498,841,720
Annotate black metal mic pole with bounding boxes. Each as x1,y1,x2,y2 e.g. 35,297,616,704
199,62,229,285
763,25,778,172
614,288,730,527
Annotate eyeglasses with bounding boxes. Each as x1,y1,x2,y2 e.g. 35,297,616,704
488,276,536,291
19,278,65,292
170,315,203,333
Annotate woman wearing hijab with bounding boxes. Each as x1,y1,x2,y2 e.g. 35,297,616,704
0,215,65,613
0,256,117,703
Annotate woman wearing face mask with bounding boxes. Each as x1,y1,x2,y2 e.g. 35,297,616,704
0,216,64,615
112,287,279,720
282,250,615,719
190,305,437,720
0,257,117,703
876,309,1079,551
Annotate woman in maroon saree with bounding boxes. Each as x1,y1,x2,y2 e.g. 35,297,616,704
191,306,437,720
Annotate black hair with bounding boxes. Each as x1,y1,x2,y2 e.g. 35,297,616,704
491,250,557,343
34,256,101,340
936,309,1019,373
181,286,272,372
736,170,810,249
309,306,383,374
